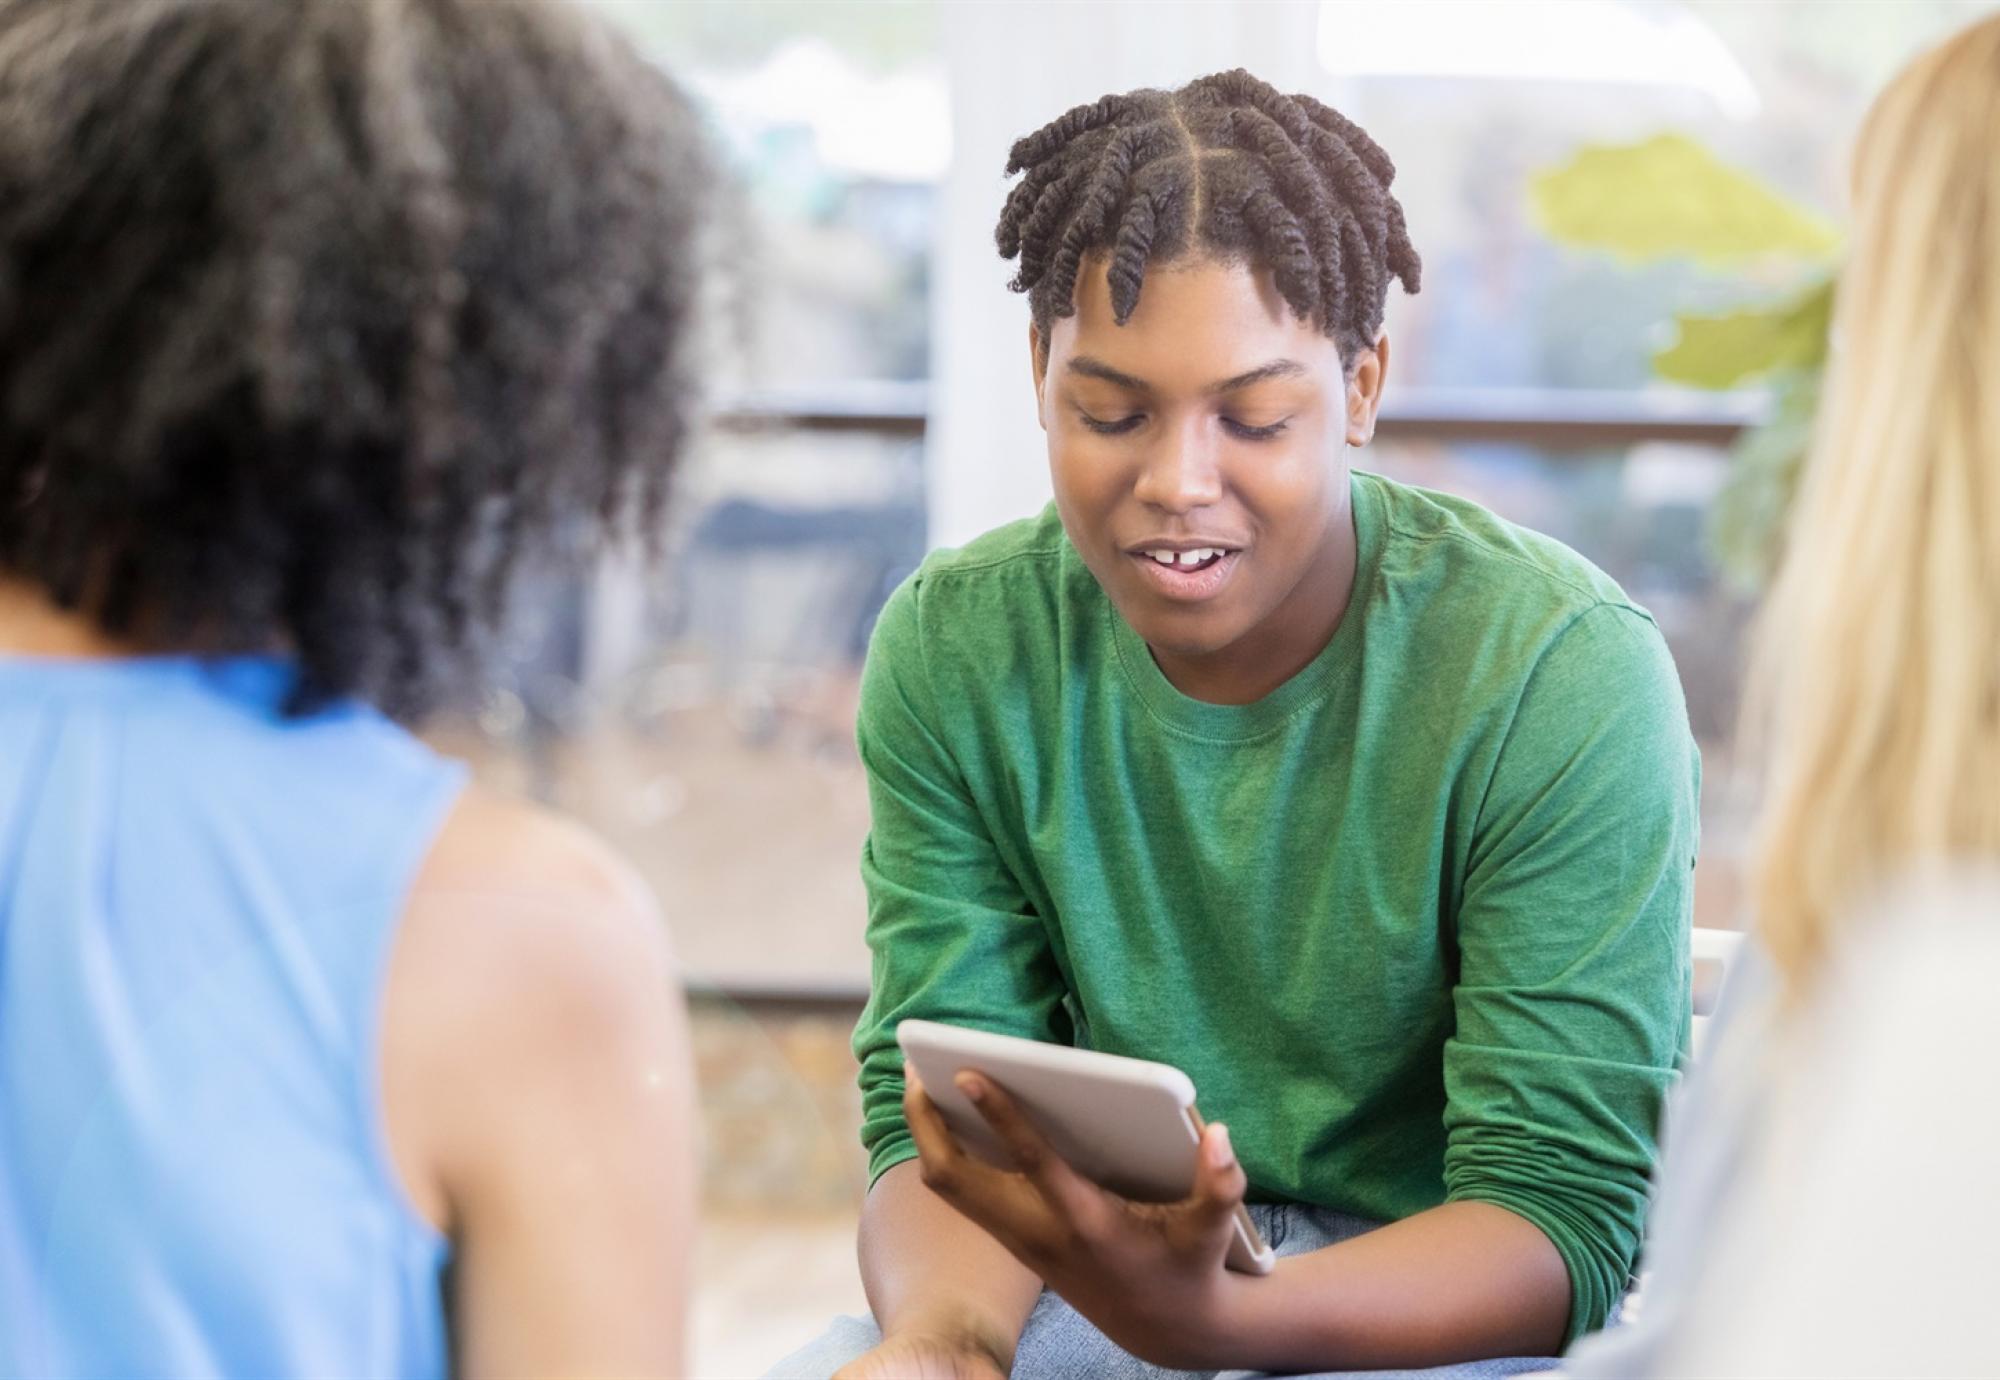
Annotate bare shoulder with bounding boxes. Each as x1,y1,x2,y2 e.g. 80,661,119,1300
416,784,661,926
383,785,686,1228
404,784,676,1007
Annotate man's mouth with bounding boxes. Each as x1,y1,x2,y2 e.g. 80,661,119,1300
1140,546,1229,572
1126,543,1243,601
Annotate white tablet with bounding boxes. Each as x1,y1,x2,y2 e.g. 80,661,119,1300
896,1019,1276,1275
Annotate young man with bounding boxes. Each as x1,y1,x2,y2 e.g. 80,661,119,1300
781,70,1698,1380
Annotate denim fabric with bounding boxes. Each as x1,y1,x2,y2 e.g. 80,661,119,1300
764,1203,1563,1380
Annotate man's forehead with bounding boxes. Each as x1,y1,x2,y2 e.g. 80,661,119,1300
1056,257,1338,373
1068,252,1293,326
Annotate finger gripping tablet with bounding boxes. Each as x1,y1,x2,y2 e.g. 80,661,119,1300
896,1019,1275,1274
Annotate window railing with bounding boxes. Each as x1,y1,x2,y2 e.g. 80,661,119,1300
708,384,1765,450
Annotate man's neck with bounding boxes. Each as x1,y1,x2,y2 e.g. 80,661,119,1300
0,578,132,658
1148,496,1359,706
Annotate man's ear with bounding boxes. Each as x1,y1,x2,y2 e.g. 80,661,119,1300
1028,321,1049,432
1345,332,1390,447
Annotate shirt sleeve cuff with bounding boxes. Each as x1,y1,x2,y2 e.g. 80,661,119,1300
866,1136,921,1191
1448,1185,1623,1347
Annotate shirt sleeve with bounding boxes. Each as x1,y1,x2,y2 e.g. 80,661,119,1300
1562,944,1781,1378
1443,602,1700,1344
849,574,1073,1186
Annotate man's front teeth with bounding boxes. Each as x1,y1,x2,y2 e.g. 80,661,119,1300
1150,548,1218,567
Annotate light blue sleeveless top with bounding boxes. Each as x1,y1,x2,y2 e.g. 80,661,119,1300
0,655,466,1380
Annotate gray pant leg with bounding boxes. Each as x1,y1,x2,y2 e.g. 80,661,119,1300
759,1206,1558,1380
762,1313,881,1379
755,1278,1172,1379
755,1295,1149,1380
1216,1360,1561,1380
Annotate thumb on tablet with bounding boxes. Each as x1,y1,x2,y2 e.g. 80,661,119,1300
1192,1122,1247,1215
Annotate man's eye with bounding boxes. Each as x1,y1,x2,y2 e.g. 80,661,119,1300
1078,411,1144,436
1222,417,1291,441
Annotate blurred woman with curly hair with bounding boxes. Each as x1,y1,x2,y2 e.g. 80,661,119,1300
0,0,710,1373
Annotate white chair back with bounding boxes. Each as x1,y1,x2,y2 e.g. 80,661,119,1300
1690,926,1746,1057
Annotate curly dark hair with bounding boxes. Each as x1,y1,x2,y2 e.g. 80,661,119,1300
0,0,708,718
996,69,1421,367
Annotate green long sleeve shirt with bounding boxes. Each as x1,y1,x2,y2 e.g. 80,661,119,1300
852,470,1699,1342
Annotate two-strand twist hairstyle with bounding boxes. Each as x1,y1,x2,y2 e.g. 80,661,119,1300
996,69,1421,366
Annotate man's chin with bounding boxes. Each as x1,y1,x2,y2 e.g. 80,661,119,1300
1120,607,1243,663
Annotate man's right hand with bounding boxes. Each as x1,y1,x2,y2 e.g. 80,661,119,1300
834,1329,1008,1380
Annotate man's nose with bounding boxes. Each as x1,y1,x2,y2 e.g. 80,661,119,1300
1132,417,1223,513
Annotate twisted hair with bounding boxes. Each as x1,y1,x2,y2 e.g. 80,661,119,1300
0,0,709,718
996,69,1420,366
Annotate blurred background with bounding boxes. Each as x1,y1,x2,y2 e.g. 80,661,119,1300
419,2,1998,1370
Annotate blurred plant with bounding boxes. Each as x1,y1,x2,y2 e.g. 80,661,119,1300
1531,134,1842,588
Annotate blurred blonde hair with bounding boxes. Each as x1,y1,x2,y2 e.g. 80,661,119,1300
1749,13,2000,995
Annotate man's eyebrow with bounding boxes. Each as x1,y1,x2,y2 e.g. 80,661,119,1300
1065,357,1310,394
1208,359,1307,394
1065,356,1151,392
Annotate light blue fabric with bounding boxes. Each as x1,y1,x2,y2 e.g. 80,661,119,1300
765,1202,1562,1379
0,655,467,1380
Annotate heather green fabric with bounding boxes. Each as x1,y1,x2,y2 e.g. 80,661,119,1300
851,470,1699,1342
